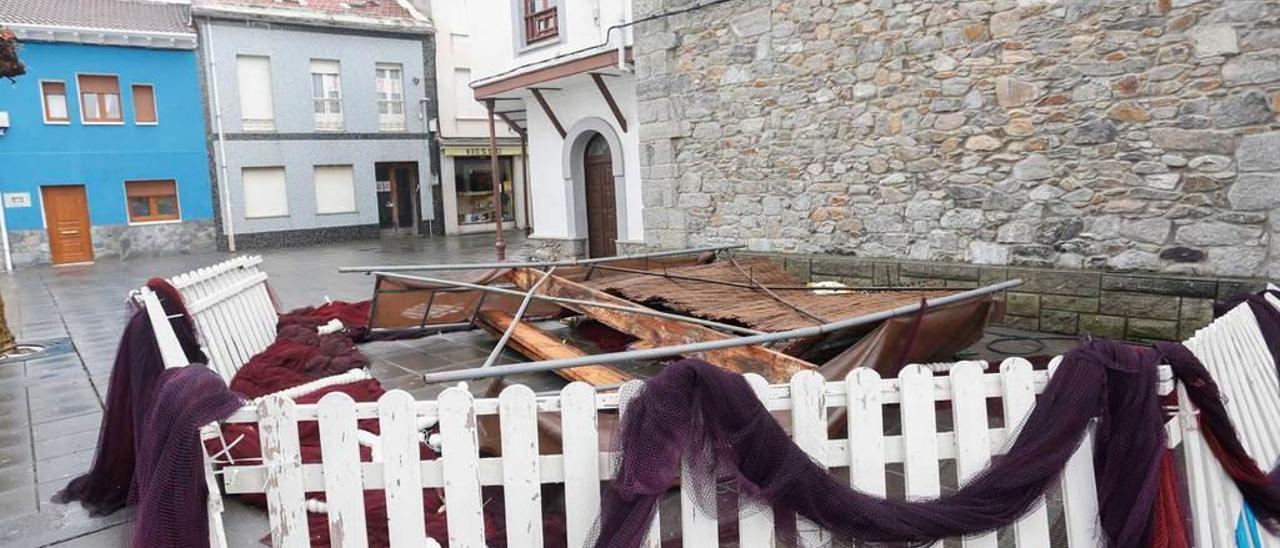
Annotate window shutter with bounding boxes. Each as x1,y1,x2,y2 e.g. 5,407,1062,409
133,84,157,123
242,167,289,218
310,59,340,75
314,165,357,214
78,75,119,94
236,56,275,128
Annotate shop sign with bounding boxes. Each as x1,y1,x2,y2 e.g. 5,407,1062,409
443,146,522,157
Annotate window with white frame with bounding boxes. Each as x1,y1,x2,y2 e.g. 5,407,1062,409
236,55,276,131
242,166,288,218
311,59,343,131
313,165,357,214
454,69,486,119
375,63,405,132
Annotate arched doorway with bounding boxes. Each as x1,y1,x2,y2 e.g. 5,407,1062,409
583,133,617,257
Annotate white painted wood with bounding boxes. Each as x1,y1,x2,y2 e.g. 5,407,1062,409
258,396,310,548
790,369,829,547
381,389,431,546
561,382,601,547
899,364,941,547
139,287,189,369
846,368,886,497
500,384,545,548
617,380,660,548
999,358,1051,545
438,386,485,547
739,374,776,548
318,391,369,548
1047,357,1102,548
949,361,998,548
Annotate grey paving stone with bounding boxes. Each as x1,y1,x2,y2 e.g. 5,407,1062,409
32,413,102,443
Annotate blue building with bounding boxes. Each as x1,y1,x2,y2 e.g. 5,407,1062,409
0,0,215,266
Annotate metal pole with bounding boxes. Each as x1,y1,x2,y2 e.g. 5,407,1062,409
372,271,764,336
520,131,532,236
422,279,1023,383
481,267,555,368
203,20,236,252
338,244,743,273
486,98,506,261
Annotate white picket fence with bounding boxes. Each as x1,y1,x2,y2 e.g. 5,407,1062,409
1181,296,1280,548
132,258,1280,547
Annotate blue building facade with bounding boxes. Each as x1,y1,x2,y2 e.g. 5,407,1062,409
0,3,215,265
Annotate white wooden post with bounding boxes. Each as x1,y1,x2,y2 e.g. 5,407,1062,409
739,374,776,548
318,391,369,548
439,386,485,547
949,361,997,548
999,359,1051,545
258,396,309,548
499,384,544,548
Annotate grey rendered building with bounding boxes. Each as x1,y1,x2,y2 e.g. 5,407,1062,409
193,0,438,249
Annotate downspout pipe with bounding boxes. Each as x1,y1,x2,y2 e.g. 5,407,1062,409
203,20,236,252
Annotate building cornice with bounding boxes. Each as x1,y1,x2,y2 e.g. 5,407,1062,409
191,4,433,35
472,48,633,100
6,23,197,50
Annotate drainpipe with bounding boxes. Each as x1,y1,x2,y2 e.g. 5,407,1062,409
0,205,13,272
203,21,236,252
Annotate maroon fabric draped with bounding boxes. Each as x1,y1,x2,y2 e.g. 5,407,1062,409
130,364,243,547
54,279,206,516
1156,340,1280,534
595,341,1167,547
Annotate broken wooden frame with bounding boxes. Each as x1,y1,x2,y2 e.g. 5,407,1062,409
423,278,1024,384
337,243,743,273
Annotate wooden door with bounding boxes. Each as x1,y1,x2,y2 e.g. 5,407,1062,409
42,186,94,265
583,134,617,258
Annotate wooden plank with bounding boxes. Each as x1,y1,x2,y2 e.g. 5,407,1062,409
318,392,369,548
949,362,997,548
439,386,485,547
791,370,830,546
499,385,544,548
999,358,1051,545
618,380,660,548
474,310,632,386
899,364,941,548
561,382,601,547
739,374,776,548
846,368,886,497
509,268,815,382
258,396,309,548
380,390,429,546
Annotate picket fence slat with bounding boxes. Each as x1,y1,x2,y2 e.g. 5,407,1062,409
1222,312,1280,459
618,380,660,548
1000,359,1051,545
949,362,997,548
561,382,601,547
500,385,545,548
379,390,429,547
740,374,776,548
1048,357,1102,548
318,392,369,548
899,365,941,548
439,386,485,547
847,368,886,497
259,396,310,548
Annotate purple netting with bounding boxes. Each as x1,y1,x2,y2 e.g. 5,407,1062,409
54,279,206,516
130,364,243,547
595,340,1166,548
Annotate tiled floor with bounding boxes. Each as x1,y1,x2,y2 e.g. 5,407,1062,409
0,231,1080,546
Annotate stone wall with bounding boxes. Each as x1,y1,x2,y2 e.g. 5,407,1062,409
635,0,1280,278
9,221,217,266
755,252,1261,340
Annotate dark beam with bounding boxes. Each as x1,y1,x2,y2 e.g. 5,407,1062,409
530,88,567,139
590,73,628,133
473,50,630,99
508,269,816,383
496,111,526,137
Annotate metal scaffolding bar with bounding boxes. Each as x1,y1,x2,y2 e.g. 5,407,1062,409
481,267,556,368
422,279,1023,384
372,271,764,336
337,244,743,273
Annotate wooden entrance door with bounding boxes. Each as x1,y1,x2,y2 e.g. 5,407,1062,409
376,162,420,235
583,134,617,258
42,185,94,264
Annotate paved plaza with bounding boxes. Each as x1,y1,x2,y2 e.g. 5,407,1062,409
0,232,1075,546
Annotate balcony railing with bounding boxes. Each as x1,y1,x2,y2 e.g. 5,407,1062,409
524,6,558,44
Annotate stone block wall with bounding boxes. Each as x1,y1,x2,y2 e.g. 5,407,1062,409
9,221,217,266
635,0,1280,278
759,252,1263,341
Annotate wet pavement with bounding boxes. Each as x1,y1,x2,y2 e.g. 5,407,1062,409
0,231,1079,546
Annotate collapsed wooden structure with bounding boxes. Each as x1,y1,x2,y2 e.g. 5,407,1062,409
132,254,1280,546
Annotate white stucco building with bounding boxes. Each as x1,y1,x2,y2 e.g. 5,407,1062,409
467,0,640,258
428,0,528,236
